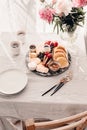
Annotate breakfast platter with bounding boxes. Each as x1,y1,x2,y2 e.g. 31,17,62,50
26,41,71,77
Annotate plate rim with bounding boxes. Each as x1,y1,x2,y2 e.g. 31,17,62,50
0,69,28,95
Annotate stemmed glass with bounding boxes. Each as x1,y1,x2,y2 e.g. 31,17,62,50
60,27,79,55
70,56,87,80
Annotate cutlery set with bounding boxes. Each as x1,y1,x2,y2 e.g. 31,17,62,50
42,71,72,96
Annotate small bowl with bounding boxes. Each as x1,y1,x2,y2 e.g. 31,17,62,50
48,61,60,72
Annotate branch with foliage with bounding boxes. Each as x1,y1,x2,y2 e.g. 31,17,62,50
53,7,85,33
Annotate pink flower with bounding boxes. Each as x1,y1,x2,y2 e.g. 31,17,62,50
39,7,55,23
72,0,87,7
52,0,57,5
54,0,72,16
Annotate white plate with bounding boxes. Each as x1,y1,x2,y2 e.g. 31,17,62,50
0,69,28,95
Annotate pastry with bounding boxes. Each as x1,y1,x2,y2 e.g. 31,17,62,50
36,64,49,73
53,52,66,61
46,59,53,67
54,46,66,53
54,49,66,55
28,62,37,71
56,57,69,68
29,52,37,58
43,56,49,65
30,58,41,65
53,45,68,61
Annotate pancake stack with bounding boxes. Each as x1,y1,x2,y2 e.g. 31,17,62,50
53,46,69,68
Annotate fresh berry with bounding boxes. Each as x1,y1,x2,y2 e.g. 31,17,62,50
54,42,58,47
45,52,52,58
45,52,49,56
47,53,52,58
50,42,54,47
45,41,51,45
50,43,54,52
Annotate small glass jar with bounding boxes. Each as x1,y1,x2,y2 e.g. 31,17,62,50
29,45,36,53
10,41,21,56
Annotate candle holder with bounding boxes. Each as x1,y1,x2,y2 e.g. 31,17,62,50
10,41,21,56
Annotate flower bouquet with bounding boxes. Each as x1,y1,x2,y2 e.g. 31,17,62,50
39,0,86,34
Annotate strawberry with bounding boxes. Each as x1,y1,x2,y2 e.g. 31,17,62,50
47,53,52,58
54,42,58,47
45,52,52,58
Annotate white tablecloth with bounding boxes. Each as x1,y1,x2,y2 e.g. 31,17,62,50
0,32,87,121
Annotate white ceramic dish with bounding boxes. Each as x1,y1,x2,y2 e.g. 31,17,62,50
0,69,28,95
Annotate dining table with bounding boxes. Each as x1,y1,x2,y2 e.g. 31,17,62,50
0,30,87,124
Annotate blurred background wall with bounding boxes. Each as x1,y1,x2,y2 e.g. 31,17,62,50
0,0,37,32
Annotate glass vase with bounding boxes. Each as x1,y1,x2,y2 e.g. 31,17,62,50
59,27,78,54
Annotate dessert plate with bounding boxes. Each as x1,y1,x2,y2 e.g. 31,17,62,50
26,52,71,77
0,69,28,95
